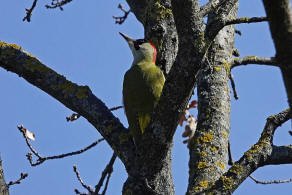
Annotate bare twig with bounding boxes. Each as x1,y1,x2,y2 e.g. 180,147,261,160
249,175,292,184
66,113,81,122
113,4,131,24
17,125,41,158
109,106,123,111
225,16,268,26
95,153,117,194
45,0,73,10
73,165,94,194
7,173,28,187
229,73,239,100
231,56,277,68
228,141,234,165
101,169,112,195
23,0,38,22
18,125,104,166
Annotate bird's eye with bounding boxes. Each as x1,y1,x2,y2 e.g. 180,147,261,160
134,39,147,50
134,42,140,50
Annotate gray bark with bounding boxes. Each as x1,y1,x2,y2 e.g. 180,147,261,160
0,156,9,195
187,2,238,194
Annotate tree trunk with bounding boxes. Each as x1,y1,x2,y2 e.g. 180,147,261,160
122,146,174,195
187,3,238,194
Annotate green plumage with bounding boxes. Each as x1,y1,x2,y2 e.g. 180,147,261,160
123,61,165,142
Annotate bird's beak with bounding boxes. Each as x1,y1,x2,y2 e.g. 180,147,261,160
119,32,136,43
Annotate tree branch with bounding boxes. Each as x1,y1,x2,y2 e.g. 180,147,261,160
158,0,202,140
210,109,292,194
45,0,73,10
229,74,238,100
7,173,28,187
95,153,117,194
23,0,38,22
266,145,292,165
0,41,135,170
73,165,94,194
262,0,292,110
200,0,224,17
113,4,131,25
204,0,239,42
249,175,292,184
231,56,278,68
225,16,268,26
18,124,105,166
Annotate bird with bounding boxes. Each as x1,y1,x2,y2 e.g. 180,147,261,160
120,32,165,143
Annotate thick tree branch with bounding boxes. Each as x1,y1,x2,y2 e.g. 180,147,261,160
209,109,292,194
266,145,292,165
138,1,204,185
225,16,268,26
205,0,239,42
200,0,221,17
0,41,135,171
157,0,202,140
231,56,278,68
262,0,292,110
121,1,179,193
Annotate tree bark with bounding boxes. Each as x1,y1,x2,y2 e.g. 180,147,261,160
0,156,9,195
262,0,292,109
187,2,238,194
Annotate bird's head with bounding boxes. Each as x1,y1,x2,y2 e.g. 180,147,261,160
119,32,157,65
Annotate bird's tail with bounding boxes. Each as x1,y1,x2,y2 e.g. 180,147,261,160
138,113,151,134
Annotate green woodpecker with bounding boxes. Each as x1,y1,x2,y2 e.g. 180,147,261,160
120,32,165,142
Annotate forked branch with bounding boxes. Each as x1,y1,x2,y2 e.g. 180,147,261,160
17,125,104,166
210,109,292,194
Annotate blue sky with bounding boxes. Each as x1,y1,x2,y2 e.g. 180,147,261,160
0,0,291,194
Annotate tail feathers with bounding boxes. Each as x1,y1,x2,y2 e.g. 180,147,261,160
138,113,151,134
